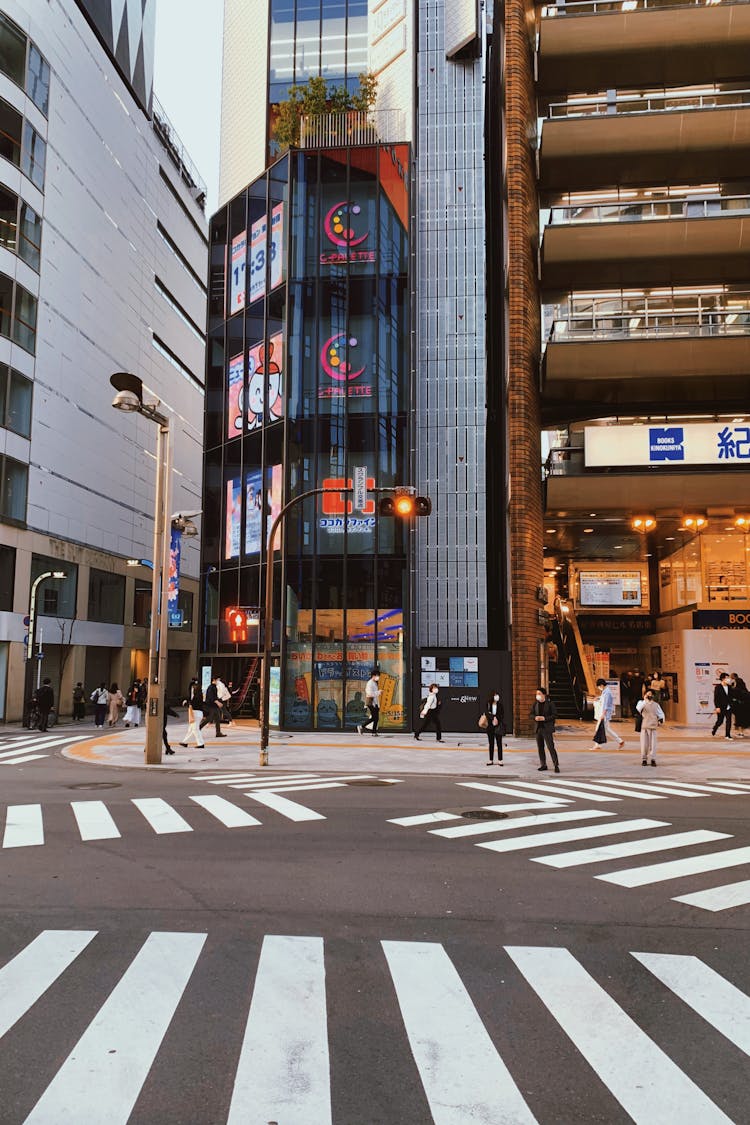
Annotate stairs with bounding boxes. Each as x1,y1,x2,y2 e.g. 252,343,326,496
548,622,582,719
230,658,260,719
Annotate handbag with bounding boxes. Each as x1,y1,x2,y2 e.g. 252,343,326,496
478,713,488,729
634,711,643,733
592,718,607,745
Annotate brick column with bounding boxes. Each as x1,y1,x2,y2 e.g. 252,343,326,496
506,0,544,735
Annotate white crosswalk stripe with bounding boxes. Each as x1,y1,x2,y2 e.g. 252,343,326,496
497,780,622,802
245,789,328,821
70,801,121,841
0,733,89,767
0,932,748,1123
431,808,613,840
598,845,750,888
673,878,750,912
188,795,262,828
533,829,731,869
476,817,667,854
131,798,193,835
3,804,44,848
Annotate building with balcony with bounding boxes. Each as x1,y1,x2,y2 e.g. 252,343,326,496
500,0,750,725
0,1,208,721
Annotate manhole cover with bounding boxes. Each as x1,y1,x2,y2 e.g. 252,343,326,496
67,782,122,791
346,778,392,786
445,808,508,821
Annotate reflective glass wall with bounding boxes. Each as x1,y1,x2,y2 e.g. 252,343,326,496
204,143,412,730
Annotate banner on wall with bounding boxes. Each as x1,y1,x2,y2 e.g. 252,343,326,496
227,353,243,438
585,422,750,467
167,528,181,615
249,215,267,303
229,231,246,312
225,478,241,559
270,202,284,289
245,465,283,556
247,332,284,431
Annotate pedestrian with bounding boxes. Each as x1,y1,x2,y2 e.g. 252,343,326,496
414,683,442,741
216,675,232,724
358,670,381,737
163,702,178,755
730,672,750,737
531,686,559,772
199,677,226,738
107,682,124,726
591,678,624,750
89,682,109,729
636,689,664,766
72,681,86,721
180,678,205,748
619,670,634,719
647,670,666,704
36,677,54,732
137,677,147,718
483,690,504,765
124,681,141,727
711,673,733,739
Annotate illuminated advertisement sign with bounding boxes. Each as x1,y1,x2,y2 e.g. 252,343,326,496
319,331,372,403
585,422,750,467
225,478,241,559
167,528,181,614
249,203,284,303
245,465,283,556
270,202,284,289
320,199,376,265
230,231,246,312
227,353,243,438
319,475,376,536
579,571,642,608
247,332,284,431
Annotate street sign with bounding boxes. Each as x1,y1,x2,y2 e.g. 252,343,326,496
169,609,184,628
23,615,30,627
353,465,367,513
23,634,28,647
36,652,44,660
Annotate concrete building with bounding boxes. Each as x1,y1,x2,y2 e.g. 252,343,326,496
0,0,208,721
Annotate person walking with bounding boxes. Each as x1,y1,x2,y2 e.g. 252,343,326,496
358,670,381,737
163,702,178,755
90,682,109,729
711,673,733,739
414,684,442,741
531,687,559,772
107,682,124,726
199,677,226,738
180,678,205,748
215,676,232,725
619,670,634,719
72,682,86,721
636,689,664,766
484,691,504,765
137,678,147,720
124,681,141,728
36,677,54,732
730,672,750,737
591,678,625,750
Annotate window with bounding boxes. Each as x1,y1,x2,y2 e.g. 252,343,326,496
176,589,193,629
0,184,15,253
26,43,50,116
88,568,125,624
0,14,25,88
30,555,78,618
21,121,45,191
0,98,21,167
0,544,14,611
1,455,27,523
13,281,36,352
133,580,152,627
19,202,41,270
0,364,32,437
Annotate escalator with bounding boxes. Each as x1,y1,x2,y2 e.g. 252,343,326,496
550,599,595,720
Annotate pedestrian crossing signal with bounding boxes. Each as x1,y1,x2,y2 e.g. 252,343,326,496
225,606,258,644
378,491,432,518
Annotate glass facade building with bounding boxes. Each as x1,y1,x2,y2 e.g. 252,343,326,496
204,143,412,731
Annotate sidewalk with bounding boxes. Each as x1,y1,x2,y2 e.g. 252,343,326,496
60,718,750,781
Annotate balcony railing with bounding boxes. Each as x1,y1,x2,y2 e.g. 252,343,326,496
541,0,745,16
546,307,750,343
152,94,207,207
547,86,750,118
299,109,407,149
548,194,750,224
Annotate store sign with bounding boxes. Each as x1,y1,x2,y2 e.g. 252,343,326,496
693,610,750,630
585,423,750,468
319,333,372,401
319,476,376,535
320,200,376,264
578,615,654,635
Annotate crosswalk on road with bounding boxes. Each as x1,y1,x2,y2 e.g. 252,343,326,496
0,929,746,1123
0,731,90,767
390,776,750,914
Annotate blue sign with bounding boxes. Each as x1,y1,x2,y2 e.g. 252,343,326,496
169,609,184,628
168,529,181,615
693,610,750,629
649,427,684,462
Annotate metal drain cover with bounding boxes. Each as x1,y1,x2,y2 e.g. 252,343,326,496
67,782,121,791
346,778,392,786
445,808,508,821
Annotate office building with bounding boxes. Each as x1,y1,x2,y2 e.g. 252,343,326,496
0,0,208,720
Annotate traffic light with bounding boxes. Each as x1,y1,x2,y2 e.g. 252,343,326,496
225,606,260,643
378,489,432,518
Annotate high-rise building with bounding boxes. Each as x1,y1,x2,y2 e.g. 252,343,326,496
503,0,750,728
0,1,208,720
202,0,510,733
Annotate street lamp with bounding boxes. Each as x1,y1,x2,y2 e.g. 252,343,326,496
111,372,172,764
24,570,66,726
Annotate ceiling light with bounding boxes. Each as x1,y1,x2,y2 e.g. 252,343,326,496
681,515,708,531
613,545,624,549
546,528,557,534
631,515,656,532
583,528,594,533
665,536,675,541
734,515,750,529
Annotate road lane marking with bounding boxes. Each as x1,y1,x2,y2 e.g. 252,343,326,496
3,804,44,848
228,935,331,1125
189,796,262,827
533,829,729,869
588,780,710,799
388,811,463,826
459,782,572,803
0,754,48,765
673,879,750,912
382,941,537,1125
71,801,121,841
499,781,621,802
477,818,665,855
25,932,205,1125
598,846,750,888
551,781,667,800
431,809,611,839
244,790,327,822
0,930,97,1040
633,953,750,1056
633,780,750,796
131,798,193,834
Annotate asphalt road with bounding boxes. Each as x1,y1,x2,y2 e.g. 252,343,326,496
0,737,748,1124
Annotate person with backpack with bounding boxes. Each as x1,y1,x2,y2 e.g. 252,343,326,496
36,678,54,732
124,681,141,727
414,683,442,742
90,682,109,729
531,686,559,772
72,682,86,721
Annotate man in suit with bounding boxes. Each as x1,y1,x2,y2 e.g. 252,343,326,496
531,687,559,772
711,673,733,739
36,677,54,732
199,677,227,738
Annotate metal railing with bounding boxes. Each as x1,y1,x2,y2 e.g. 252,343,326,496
299,108,406,148
548,194,750,224
546,447,586,476
541,0,745,16
152,94,207,207
548,87,750,118
546,308,750,342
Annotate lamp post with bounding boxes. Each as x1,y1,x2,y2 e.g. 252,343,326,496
111,372,172,765
24,570,66,726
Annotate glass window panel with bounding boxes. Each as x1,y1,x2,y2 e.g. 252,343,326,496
27,43,50,115
7,367,31,437
21,122,45,190
0,543,14,611
0,273,12,340
12,281,37,353
30,555,78,618
88,568,125,624
295,0,321,79
176,589,193,629
18,201,41,271
0,97,22,167
0,185,16,253
133,579,152,626
320,16,346,80
0,14,26,87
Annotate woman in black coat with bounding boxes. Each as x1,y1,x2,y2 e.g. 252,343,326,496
484,692,504,765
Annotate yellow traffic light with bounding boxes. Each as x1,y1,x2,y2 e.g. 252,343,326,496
395,493,415,517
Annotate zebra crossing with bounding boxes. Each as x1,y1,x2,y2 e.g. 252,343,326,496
0,731,90,767
389,776,750,914
1,773,402,849
0,929,746,1123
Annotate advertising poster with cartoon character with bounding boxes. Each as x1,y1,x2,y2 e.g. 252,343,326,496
247,333,284,431
225,478,241,559
244,469,263,555
227,353,243,438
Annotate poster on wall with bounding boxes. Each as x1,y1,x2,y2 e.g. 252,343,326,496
249,215,267,303
269,666,280,728
579,571,642,608
229,231,246,313
285,643,313,728
244,469,263,555
167,528,181,614
247,332,284,431
225,478,241,559
227,353,244,438
270,202,284,289
266,463,283,552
